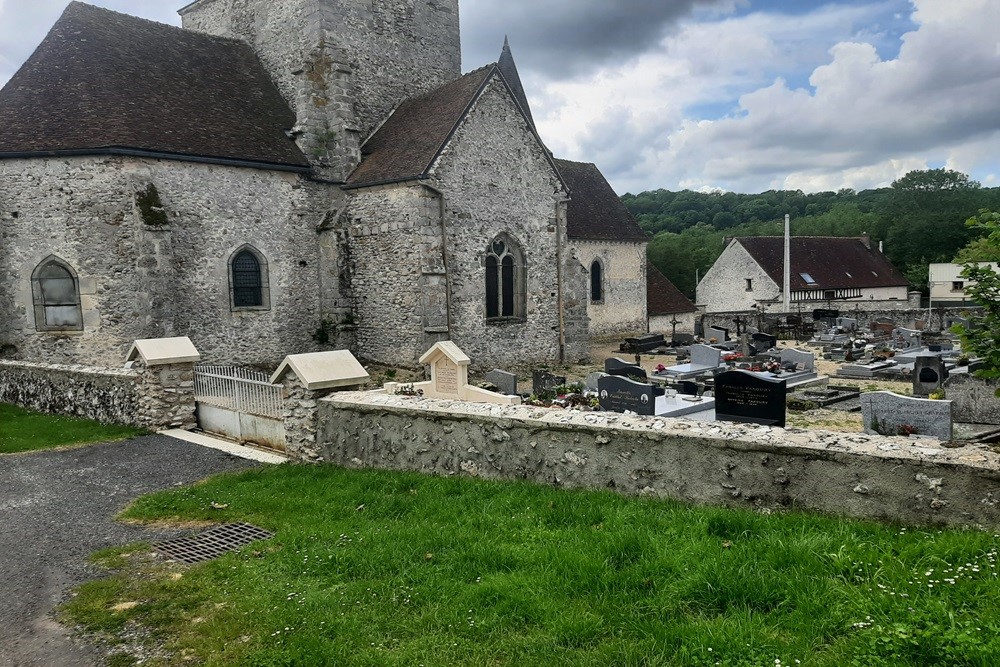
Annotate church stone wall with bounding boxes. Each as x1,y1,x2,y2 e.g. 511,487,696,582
0,155,334,368
573,240,648,337
343,184,446,365
181,0,461,180
427,74,589,368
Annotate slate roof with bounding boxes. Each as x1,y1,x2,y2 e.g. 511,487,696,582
0,2,309,170
647,264,697,315
498,37,534,131
735,237,908,291
346,65,494,187
556,159,649,242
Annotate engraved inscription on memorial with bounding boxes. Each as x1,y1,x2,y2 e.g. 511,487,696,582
714,370,786,427
435,359,458,394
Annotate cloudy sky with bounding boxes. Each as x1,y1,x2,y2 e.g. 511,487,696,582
1,0,998,195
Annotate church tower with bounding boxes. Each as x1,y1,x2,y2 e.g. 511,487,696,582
179,0,462,180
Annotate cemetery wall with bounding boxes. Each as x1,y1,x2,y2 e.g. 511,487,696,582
649,312,697,336
0,155,330,368
573,240,647,337
701,305,983,337
317,391,1000,528
0,359,196,430
426,75,590,367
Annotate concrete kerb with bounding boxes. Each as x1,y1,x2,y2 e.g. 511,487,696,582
160,429,288,464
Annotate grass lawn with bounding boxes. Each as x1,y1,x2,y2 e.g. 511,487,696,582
65,465,1000,667
0,403,148,454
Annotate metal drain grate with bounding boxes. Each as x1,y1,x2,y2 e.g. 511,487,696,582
153,523,274,564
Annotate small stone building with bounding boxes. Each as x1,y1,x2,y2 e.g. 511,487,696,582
696,236,910,313
557,159,650,338
0,1,613,369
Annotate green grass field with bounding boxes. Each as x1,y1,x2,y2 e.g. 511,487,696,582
64,465,1000,666
0,403,148,454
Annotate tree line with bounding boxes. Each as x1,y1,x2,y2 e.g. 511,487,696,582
622,169,1000,298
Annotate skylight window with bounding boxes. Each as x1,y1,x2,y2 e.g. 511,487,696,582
799,272,817,285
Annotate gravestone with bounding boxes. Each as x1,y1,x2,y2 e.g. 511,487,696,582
714,370,786,427
912,356,948,396
532,369,566,396
584,372,604,393
607,363,648,383
620,333,666,353
707,326,730,342
691,344,722,368
605,357,640,374
861,392,952,440
836,317,857,332
598,374,656,416
672,333,695,345
484,369,518,396
943,375,1000,425
385,341,520,405
679,380,699,396
751,333,777,351
779,348,816,373
893,327,921,349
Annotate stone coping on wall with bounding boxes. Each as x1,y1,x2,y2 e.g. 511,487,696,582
324,391,1000,469
0,359,137,378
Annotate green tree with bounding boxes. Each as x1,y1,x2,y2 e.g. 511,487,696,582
954,210,1000,262
953,210,1000,388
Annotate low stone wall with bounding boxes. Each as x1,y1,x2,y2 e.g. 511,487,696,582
317,392,1000,528
0,359,195,430
702,305,983,337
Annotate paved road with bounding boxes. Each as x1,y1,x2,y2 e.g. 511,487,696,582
0,435,261,667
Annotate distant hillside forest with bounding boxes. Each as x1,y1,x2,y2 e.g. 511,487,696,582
622,169,1000,299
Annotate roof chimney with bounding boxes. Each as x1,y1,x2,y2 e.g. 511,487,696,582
860,233,871,249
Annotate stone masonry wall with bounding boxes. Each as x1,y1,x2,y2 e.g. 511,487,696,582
701,305,984,337
0,359,196,430
0,156,336,368
696,241,779,312
181,0,461,179
344,184,444,365
425,73,590,368
318,392,1000,528
574,240,647,337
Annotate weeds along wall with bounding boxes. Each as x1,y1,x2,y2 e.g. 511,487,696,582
0,359,197,430
316,392,1000,528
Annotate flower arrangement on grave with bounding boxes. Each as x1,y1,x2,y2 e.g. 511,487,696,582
897,423,918,436
723,352,743,362
655,363,667,373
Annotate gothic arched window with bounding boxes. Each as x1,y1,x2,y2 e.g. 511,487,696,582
485,235,525,321
229,245,270,311
590,259,604,303
32,256,83,331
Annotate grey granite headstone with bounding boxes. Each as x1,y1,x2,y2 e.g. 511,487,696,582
584,372,604,393
707,326,730,342
751,333,777,351
779,348,816,373
836,317,858,332
894,327,921,349
485,369,518,396
861,392,952,440
912,356,948,396
690,344,722,368
943,375,1000,425
672,333,695,345
598,374,656,416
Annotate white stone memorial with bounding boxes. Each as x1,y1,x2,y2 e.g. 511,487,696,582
384,342,520,406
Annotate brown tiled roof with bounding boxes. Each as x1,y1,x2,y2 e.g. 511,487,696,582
346,66,494,187
736,237,908,290
556,159,649,242
0,2,308,170
647,264,696,315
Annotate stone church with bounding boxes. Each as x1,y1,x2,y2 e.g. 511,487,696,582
0,1,649,369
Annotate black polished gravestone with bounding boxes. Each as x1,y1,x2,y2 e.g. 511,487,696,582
598,374,656,416
714,370,786,427
532,369,566,396
620,333,666,353
605,358,648,383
